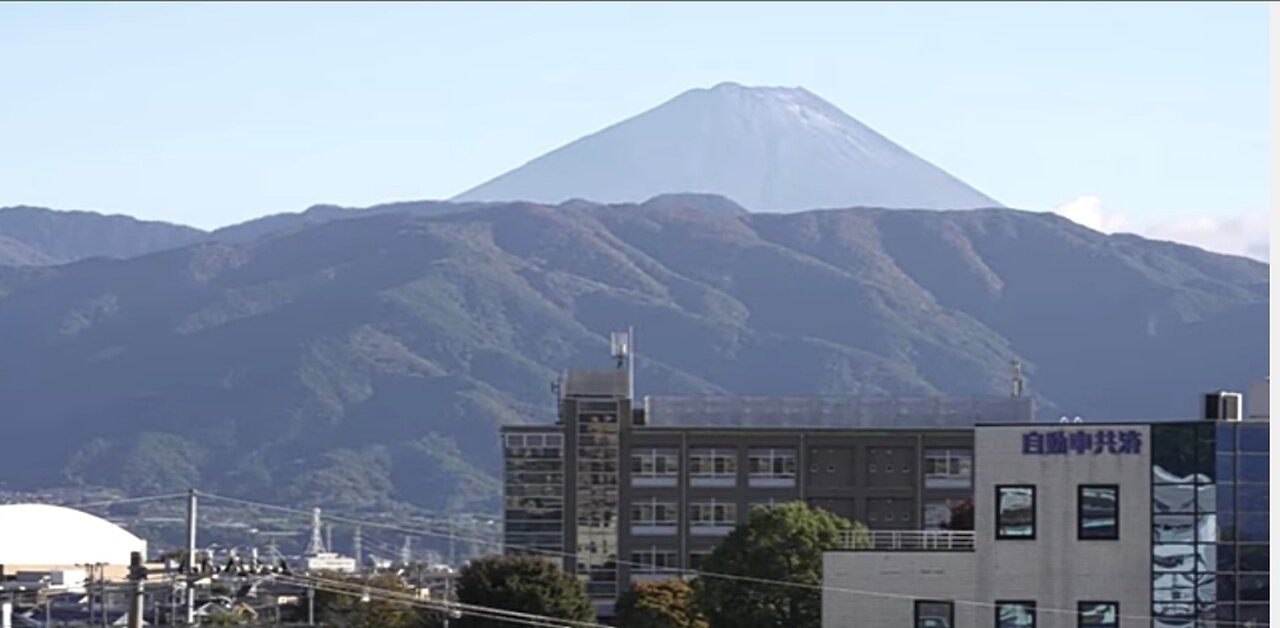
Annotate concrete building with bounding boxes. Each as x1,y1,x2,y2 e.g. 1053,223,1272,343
501,364,1033,615
823,389,1270,628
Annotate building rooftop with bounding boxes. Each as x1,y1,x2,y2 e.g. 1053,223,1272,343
643,394,1032,428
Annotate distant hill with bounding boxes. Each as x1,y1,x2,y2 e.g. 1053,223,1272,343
0,196,739,266
454,82,1002,211
0,206,206,263
0,201,1265,513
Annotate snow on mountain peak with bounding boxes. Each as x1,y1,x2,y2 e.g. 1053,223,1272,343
454,83,1002,212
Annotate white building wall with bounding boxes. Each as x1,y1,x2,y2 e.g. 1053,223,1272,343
823,424,1153,628
824,552,978,628
973,424,1152,628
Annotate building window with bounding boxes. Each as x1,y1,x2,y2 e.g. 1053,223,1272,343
631,448,679,487
690,499,737,536
630,499,678,535
924,448,973,489
925,498,974,531
748,448,797,488
996,601,1036,628
1078,485,1119,540
996,485,1036,540
1077,602,1118,628
915,600,954,628
751,499,783,513
630,547,679,575
690,448,737,487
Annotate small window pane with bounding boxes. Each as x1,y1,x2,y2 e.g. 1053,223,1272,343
1216,423,1237,451
1215,454,1235,483
1238,455,1268,483
1237,485,1268,511
1154,515,1195,543
1216,487,1235,514
915,600,953,628
1153,544,1196,572
1079,485,1118,540
1238,575,1268,602
1238,512,1269,542
1078,602,1118,628
1237,604,1268,625
1238,425,1268,452
996,601,1036,628
1217,573,1236,601
1154,484,1197,513
1216,545,1237,571
997,486,1035,539
1238,544,1268,572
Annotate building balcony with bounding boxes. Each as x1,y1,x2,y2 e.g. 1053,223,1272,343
629,524,678,536
834,529,975,552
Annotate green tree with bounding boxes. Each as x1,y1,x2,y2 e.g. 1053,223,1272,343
615,579,707,628
453,555,594,628
314,572,421,628
691,502,868,628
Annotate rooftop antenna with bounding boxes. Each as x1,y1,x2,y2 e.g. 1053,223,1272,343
305,507,326,556
611,327,635,400
1011,359,1025,398
353,526,363,570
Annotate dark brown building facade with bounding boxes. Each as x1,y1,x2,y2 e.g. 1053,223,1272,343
501,368,1032,614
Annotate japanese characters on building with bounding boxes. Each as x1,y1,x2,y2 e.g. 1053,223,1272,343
1021,429,1142,455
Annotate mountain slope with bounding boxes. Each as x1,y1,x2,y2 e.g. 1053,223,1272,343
454,82,1002,212
0,202,1264,512
0,206,207,263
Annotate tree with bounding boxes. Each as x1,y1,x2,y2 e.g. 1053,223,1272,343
313,572,422,628
453,556,594,628
690,502,868,628
615,579,707,628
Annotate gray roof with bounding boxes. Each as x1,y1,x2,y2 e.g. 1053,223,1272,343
643,395,1032,428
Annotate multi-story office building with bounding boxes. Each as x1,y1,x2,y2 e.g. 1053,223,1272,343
501,365,1033,615
822,387,1270,628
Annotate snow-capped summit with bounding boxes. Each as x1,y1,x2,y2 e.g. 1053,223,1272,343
453,82,1002,212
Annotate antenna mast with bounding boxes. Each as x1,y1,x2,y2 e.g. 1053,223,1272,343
305,507,326,556
610,327,635,400
353,526,363,570
1011,359,1025,398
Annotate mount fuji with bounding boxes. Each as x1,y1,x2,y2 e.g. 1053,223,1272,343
454,82,1002,212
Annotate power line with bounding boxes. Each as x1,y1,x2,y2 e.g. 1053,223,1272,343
200,491,1266,627
275,572,607,628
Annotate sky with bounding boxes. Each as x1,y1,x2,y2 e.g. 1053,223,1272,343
0,2,1269,259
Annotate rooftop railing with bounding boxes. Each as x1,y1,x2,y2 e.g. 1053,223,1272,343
835,529,975,552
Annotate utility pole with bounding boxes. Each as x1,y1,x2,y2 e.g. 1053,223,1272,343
100,565,108,628
87,563,95,626
185,488,198,626
352,527,363,571
127,551,145,628
307,578,315,627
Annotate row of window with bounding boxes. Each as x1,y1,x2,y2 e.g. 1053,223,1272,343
630,499,805,531
630,447,973,487
504,433,564,449
915,600,1118,628
996,484,1119,541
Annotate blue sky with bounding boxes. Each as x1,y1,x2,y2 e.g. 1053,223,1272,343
0,2,1268,256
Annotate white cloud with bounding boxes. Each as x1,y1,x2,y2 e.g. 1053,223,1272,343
1052,196,1269,262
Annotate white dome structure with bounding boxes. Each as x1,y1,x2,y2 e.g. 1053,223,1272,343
0,504,146,566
